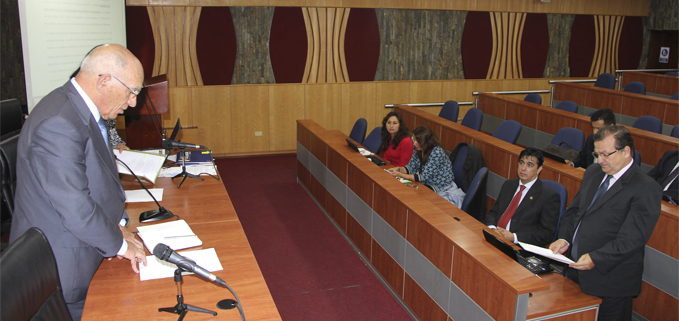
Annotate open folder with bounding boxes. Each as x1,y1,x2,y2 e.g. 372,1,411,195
136,220,203,253
116,149,166,184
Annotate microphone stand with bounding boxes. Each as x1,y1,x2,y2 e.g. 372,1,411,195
158,268,217,320
172,147,203,188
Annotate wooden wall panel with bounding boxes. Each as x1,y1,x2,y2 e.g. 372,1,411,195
634,281,679,321
230,86,270,153
403,275,448,321
305,83,343,131
381,0,414,9
646,212,679,260
191,86,231,153
341,82,377,135
270,85,306,151
371,240,405,297
406,213,453,274
535,111,577,136
409,81,443,115
373,184,408,236
412,0,445,10
375,82,410,126
346,214,372,258
167,87,193,130
327,190,348,231
343,0,379,8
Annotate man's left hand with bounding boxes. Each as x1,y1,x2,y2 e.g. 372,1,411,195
569,253,595,270
119,225,143,251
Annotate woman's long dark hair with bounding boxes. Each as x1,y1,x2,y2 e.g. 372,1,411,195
412,126,441,165
380,112,410,153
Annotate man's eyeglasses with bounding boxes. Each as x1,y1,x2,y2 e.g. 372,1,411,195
592,148,622,159
99,74,140,96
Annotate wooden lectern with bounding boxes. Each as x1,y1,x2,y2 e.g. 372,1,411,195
124,75,168,149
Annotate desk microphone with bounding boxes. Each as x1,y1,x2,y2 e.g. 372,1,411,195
115,156,174,222
162,139,206,150
153,243,226,286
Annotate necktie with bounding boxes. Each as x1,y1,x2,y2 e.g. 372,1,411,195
661,166,679,191
572,175,612,259
97,117,109,147
497,185,525,229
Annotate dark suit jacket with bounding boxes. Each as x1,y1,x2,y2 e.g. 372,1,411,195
557,163,661,297
647,150,678,199
572,134,595,168
484,178,560,246
9,81,126,304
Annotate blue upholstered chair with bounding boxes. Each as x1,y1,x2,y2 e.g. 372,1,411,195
541,180,567,241
670,92,679,100
671,125,679,138
492,120,522,144
349,118,368,144
450,144,468,190
632,115,662,134
362,127,382,154
634,150,641,167
594,73,616,89
555,100,578,113
460,108,483,131
552,127,585,151
665,72,679,76
438,100,460,122
524,94,542,105
461,167,488,221
623,81,646,95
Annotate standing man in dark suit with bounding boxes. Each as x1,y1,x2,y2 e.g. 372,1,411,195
567,108,616,168
647,149,679,203
9,44,148,320
484,147,560,246
550,125,661,321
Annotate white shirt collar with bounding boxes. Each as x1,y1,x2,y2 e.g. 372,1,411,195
605,158,634,186
70,78,101,122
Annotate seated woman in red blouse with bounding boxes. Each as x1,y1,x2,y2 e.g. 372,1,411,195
379,111,413,167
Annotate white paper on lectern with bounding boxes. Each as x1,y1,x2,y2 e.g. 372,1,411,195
518,242,575,264
136,220,202,253
124,188,164,203
139,248,223,281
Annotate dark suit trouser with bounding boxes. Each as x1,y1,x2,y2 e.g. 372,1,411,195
566,268,633,321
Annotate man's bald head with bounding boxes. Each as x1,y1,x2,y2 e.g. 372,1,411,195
77,44,142,79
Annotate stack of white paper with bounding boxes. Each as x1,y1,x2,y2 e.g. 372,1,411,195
136,220,202,253
139,248,223,281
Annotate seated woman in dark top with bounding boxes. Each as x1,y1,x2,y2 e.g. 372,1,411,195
387,126,465,207
379,111,413,167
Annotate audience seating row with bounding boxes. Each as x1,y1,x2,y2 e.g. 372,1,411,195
621,71,679,96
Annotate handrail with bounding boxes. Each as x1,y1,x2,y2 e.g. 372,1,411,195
472,90,551,108
384,101,474,108
615,69,679,90
548,79,599,84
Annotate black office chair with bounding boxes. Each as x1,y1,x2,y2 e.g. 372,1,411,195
1,134,19,230
1,98,24,140
0,227,73,321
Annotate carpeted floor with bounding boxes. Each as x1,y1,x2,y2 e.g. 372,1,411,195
215,155,412,321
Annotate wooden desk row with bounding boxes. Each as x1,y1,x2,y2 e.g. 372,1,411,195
553,82,679,127
621,71,679,96
82,177,282,320
478,92,678,167
297,119,600,321
393,104,679,321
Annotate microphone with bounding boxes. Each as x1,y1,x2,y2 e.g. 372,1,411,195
153,243,226,286
115,156,174,223
162,139,205,149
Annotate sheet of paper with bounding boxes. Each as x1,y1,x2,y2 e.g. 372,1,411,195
136,220,202,253
519,242,575,264
358,148,371,156
116,149,166,183
139,248,223,281
124,188,163,203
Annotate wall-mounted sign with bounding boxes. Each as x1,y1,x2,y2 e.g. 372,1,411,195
659,47,670,63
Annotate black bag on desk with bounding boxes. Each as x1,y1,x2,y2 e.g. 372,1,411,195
543,142,581,162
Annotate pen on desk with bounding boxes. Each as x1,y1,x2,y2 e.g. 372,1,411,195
164,235,197,240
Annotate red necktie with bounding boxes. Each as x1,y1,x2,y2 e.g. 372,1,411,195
497,185,525,229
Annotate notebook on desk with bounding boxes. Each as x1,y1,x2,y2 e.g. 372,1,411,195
483,229,553,275
346,139,385,166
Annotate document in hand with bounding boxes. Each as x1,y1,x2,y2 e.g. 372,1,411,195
518,242,575,264
136,219,203,253
115,149,166,184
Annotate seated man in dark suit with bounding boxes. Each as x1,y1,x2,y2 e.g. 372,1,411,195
484,147,560,246
567,108,616,168
647,150,679,203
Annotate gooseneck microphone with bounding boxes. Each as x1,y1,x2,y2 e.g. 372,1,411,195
162,139,206,150
153,243,226,286
115,156,174,222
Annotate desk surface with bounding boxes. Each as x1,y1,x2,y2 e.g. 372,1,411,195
82,177,281,321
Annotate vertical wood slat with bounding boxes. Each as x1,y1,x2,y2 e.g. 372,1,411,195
487,12,526,79
589,15,625,77
301,7,350,83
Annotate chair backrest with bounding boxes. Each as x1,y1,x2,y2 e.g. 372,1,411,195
1,134,20,216
555,100,578,113
460,108,483,131
623,81,646,95
671,92,679,100
634,150,641,167
671,125,679,138
524,93,542,105
594,73,616,89
551,127,585,151
362,127,382,154
450,145,468,190
349,118,368,144
632,115,662,134
492,120,522,144
461,167,488,221
541,179,567,242
438,100,460,122
1,99,24,139
665,71,679,76
0,227,73,321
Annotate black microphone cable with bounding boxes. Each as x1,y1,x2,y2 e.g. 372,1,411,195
115,156,178,221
